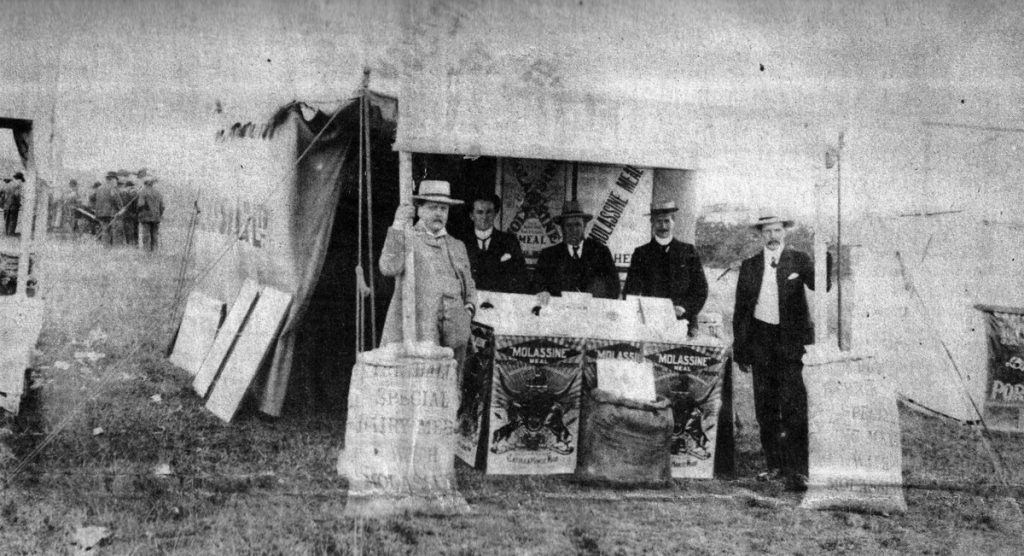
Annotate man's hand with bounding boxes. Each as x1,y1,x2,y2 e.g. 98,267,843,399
673,305,686,319
392,203,415,229
536,291,551,306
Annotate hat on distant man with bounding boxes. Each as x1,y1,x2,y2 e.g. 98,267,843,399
13,172,24,181
751,215,795,229
412,180,463,205
644,200,679,216
553,199,593,224
105,171,118,180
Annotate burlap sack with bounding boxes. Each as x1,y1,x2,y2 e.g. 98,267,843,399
575,388,673,486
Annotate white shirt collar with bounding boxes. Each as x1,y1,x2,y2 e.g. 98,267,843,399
567,241,583,256
763,245,783,263
654,235,672,247
474,227,494,240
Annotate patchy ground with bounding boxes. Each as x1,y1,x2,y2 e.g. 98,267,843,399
1,227,1022,555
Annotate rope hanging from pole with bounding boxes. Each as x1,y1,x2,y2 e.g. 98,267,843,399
364,80,377,348
355,87,367,355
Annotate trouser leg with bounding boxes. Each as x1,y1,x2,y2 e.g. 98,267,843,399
751,365,782,471
778,359,808,476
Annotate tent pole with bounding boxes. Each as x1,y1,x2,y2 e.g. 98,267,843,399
836,132,845,350
17,130,37,298
399,151,416,355
813,172,829,344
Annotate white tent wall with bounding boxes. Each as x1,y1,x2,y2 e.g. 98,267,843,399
845,122,1024,421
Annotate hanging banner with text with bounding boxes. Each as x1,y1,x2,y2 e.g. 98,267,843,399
498,160,653,273
499,159,569,266
978,306,1024,433
576,164,653,274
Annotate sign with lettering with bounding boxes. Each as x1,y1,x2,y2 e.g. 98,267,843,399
800,358,907,514
980,308,1024,432
645,339,728,479
338,354,464,515
583,339,643,391
576,164,653,273
485,335,585,474
499,159,568,266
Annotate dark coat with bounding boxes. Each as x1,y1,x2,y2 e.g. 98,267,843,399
136,186,165,223
623,238,709,320
465,228,527,293
534,239,620,299
733,248,827,364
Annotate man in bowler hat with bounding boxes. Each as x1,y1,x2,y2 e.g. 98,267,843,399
624,200,708,332
533,200,620,301
733,215,828,490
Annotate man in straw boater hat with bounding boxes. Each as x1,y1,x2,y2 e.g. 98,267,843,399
379,180,477,372
733,214,828,491
533,200,620,301
624,200,709,333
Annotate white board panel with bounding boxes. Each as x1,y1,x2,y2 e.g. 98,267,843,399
169,291,225,376
192,279,259,397
205,287,292,423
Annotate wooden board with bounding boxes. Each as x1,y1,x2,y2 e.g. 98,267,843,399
205,287,292,423
169,291,226,376
0,297,44,415
192,280,259,397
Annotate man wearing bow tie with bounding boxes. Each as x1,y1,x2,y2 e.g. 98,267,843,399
733,215,828,490
624,200,708,333
465,194,527,293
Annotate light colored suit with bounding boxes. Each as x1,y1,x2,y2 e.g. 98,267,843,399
379,222,477,351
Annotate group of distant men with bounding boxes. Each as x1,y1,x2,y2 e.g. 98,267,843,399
380,179,825,491
57,169,165,251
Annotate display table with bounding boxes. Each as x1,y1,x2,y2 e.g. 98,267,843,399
457,291,731,478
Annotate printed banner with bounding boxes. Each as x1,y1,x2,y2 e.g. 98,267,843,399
645,340,728,479
485,335,585,474
982,309,1024,432
499,159,568,266
576,164,653,272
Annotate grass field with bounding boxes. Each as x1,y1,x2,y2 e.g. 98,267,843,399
1,225,1023,555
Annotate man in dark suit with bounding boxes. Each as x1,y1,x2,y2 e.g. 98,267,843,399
624,200,708,332
534,200,620,301
733,215,827,490
465,193,527,293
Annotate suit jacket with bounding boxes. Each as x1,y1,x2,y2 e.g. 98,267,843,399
733,248,826,364
465,228,527,293
136,187,165,223
623,238,709,320
534,239,621,299
379,222,477,349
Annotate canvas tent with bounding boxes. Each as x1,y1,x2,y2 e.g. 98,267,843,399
176,90,400,416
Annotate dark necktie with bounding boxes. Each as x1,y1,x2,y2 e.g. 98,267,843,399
572,246,580,260
770,256,778,269
479,237,488,251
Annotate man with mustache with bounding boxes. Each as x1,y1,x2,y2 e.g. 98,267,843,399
623,200,708,334
379,180,476,371
733,215,827,491
533,200,620,302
